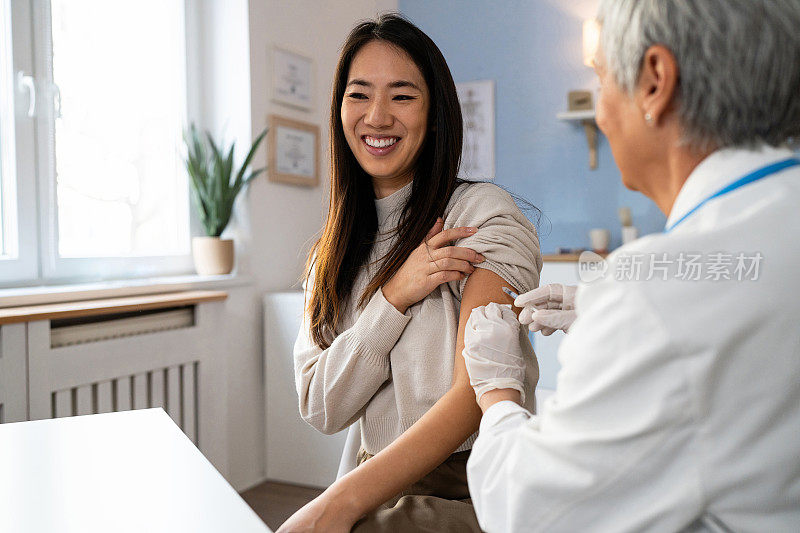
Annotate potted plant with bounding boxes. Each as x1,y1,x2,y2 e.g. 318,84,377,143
183,124,267,275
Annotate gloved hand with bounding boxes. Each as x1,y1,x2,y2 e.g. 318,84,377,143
515,284,578,335
463,303,526,403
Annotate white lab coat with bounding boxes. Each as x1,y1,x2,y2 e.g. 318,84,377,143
467,146,800,532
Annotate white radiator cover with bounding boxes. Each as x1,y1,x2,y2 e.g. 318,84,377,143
0,323,27,424
10,301,231,477
49,363,199,443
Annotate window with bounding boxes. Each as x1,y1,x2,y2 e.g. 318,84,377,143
1,0,195,286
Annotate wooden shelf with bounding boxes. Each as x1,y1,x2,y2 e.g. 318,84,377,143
0,290,228,325
557,109,598,169
556,110,596,121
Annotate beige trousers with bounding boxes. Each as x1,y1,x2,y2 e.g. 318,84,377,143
351,449,483,533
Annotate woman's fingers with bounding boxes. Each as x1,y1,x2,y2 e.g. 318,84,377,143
427,226,477,248
428,257,474,275
430,246,485,264
383,221,478,313
429,269,466,286
425,217,444,240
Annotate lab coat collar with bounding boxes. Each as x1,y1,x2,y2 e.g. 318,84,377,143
666,145,797,229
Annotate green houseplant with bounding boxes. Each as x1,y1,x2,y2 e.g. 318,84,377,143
183,124,267,275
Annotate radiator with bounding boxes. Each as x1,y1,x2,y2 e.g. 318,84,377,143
49,363,199,443
0,323,27,424
7,301,231,474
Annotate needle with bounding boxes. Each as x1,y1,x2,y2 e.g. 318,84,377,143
502,287,519,300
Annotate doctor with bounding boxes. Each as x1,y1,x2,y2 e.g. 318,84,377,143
462,0,800,531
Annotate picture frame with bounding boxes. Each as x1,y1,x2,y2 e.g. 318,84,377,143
267,115,319,187
271,46,314,110
455,80,495,180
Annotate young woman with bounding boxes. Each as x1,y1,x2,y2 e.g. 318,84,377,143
279,13,542,533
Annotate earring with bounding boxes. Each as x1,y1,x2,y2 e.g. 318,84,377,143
644,112,654,125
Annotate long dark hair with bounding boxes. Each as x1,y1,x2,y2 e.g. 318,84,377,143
305,13,464,348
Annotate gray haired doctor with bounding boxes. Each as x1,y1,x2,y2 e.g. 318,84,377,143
461,1,800,531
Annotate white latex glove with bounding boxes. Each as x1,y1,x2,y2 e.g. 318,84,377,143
462,303,526,403
515,283,578,335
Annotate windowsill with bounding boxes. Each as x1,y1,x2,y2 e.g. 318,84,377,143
0,274,253,309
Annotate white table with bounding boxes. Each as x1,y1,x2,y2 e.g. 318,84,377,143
0,408,272,533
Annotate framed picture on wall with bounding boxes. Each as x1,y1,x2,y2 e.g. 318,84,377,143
267,115,319,187
456,80,495,180
271,46,314,110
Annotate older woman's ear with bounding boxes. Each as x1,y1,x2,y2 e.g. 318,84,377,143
635,44,679,127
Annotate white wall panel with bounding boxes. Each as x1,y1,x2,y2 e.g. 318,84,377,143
264,292,347,488
533,261,582,390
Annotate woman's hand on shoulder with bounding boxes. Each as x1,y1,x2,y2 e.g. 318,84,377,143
383,218,485,313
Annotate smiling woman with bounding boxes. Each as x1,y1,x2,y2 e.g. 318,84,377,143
281,13,542,533
341,40,430,198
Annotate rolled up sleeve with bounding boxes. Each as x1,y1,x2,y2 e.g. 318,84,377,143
444,184,542,299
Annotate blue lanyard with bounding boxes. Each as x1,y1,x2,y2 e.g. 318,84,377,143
664,157,800,233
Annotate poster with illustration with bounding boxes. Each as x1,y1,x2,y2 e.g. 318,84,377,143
456,80,495,180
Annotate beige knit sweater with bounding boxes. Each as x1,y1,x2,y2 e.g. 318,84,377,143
294,182,542,455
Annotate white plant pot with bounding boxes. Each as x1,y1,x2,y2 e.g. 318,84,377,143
192,237,234,275
588,228,611,253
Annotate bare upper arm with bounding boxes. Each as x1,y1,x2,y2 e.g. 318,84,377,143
452,268,521,387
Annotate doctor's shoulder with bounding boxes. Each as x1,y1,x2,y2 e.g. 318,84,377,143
580,229,723,319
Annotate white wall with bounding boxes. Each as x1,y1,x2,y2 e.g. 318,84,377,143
244,0,397,290
197,0,397,491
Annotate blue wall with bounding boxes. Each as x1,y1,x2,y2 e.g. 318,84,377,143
399,0,666,252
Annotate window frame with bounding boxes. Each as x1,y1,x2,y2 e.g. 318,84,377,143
1,0,199,288
0,0,39,284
